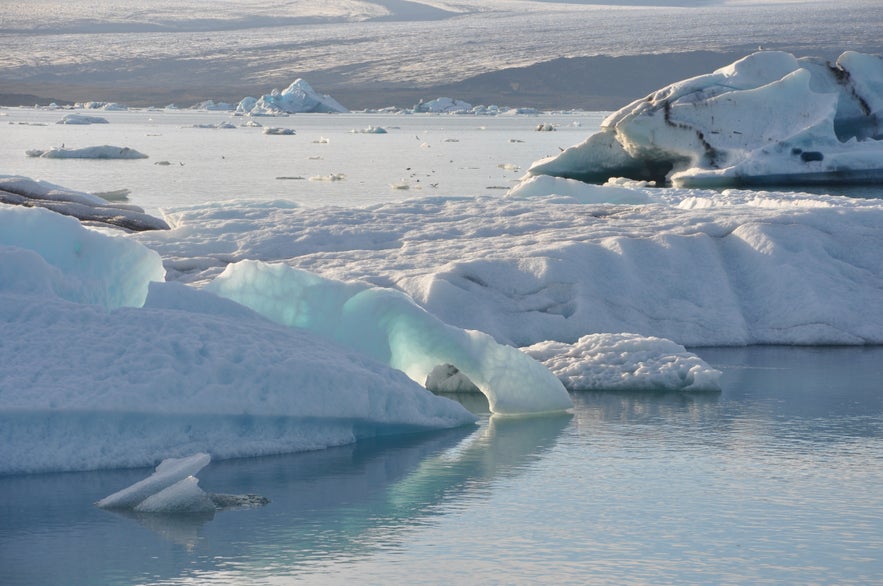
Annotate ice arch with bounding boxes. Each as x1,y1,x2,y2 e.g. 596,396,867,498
206,260,572,415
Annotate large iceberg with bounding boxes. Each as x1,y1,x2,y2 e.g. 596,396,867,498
0,205,476,474
237,79,347,115
138,193,883,348
526,51,883,187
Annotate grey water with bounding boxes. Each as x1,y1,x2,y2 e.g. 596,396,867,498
1,346,881,585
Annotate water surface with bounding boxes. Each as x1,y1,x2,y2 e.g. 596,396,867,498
2,346,881,585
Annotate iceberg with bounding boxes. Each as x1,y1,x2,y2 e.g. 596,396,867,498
206,260,572,415
524,333,721,392
25,145,148,159
57,114,109,125
138,194,883,348
96,453,268,514
237,79,347,115
0,205,476,475
415,97,474,114
526,51,883,187
96,453,212,510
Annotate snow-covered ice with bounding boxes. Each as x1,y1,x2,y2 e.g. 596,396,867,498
25,145,148,159
527,51,883,187
0,206,479,474
57,114,109,125
524,334,721,392
138,190,883,348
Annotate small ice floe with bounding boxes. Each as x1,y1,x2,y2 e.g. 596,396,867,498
309,173,345,181
263,127,296,135
390,180,411,190
535,123,556,131
189,122,236,129
523,333,721,392
96,453,269,515
498,163,520,171
508,138,525,143
25,145,148,159
313,137,330,144
57,114,109,125
350,125,388,134
242,120,263,128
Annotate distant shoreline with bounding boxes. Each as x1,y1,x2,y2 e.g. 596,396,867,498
6,48,877,112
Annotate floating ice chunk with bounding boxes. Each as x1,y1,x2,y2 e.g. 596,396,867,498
525,51,883,187
309,173,345,181
351,125,388,134
97,453,211,510
415,97,473,114
206,261,572,415
263,127,296,135
523,333,721,392
237,79,347,115
133,476,217,514
25,145,148,159
57,114,109,125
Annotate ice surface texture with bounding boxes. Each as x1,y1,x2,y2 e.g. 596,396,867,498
527,51,883,187
0,175,169,232
0,206,476,474
139,193,883,348
207,261,572,415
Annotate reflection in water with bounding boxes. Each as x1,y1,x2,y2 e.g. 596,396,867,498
0,412,571,585
1,347,881,585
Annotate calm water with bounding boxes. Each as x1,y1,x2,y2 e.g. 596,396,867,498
2,346,881,585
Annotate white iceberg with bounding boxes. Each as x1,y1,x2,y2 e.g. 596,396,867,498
0,205,477,474
57,114,109,125
263,127,296,135
415,97,473,114
138,194,883,348
96,453,212,510
25,145,148,159
97,453,266,514
524,333,721,392
351,125,388,134
526,51,883,187
237,79,347,115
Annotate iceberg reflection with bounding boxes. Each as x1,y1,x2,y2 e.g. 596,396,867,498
0,413,570,585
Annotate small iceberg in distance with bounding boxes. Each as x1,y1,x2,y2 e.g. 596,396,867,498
524,51,883,188
26,145,148,159
97,453,269,514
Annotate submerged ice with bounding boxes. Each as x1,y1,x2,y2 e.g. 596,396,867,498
526,51,883,187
